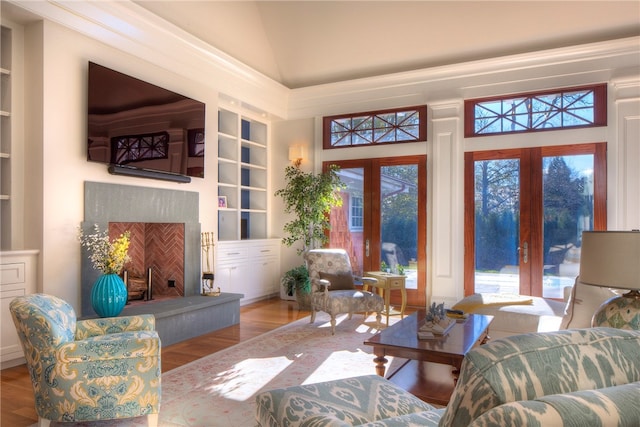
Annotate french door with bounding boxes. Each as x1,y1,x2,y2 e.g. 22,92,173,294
324,156,426,307
464,143,606,298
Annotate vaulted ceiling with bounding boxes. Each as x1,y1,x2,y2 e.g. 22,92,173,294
134,1,640,89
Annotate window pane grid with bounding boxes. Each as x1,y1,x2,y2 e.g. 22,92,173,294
466,85,605,137
324,106,426,148
350,196,363,231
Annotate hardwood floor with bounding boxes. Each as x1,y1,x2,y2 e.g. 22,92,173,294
1,297,310,427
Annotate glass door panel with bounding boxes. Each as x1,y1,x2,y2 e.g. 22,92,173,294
330,167,367,275
473,158,521,294
380,164,419,290
542,154,595,298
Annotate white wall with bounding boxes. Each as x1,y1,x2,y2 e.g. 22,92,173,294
25,21,219,308
271,118,315,274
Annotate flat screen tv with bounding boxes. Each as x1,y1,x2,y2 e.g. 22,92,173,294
87,62,206,181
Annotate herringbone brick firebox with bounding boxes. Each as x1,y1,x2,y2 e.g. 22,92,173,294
110,222,185,300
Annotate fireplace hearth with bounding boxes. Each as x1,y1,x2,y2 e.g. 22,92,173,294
82,181,201,317
81,181,242,346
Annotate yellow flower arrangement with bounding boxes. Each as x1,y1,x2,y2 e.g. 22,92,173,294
79,225,131,275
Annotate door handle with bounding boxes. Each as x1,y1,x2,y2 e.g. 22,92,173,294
365,239,370,257
522,241,528,264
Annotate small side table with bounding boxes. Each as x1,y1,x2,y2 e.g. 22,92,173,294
365,271,407,325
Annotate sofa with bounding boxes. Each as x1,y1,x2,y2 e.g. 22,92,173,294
451,279,622,339
255,327,640,426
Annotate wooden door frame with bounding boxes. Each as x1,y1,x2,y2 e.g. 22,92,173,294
464,143,607,297
324,155,427,307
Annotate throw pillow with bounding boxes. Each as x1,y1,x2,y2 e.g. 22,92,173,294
560,278,622,329
319,272,355,290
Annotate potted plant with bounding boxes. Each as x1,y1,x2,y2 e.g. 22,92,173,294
275,164,345,308
275,164,346,254
281,264,311,310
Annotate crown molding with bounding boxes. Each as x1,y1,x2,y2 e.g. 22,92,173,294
288,36,640,119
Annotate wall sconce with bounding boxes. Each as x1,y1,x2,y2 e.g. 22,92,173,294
288,145,304,167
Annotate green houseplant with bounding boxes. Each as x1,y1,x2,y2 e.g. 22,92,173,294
276,164,345,308
281,264,311,310
275,164,346,254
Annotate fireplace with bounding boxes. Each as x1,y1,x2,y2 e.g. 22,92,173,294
81,181,201,317
110,222,185,301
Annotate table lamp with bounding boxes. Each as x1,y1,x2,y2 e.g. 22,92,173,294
579,230,640,329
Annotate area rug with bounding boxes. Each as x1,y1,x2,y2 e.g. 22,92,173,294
44,312,404,427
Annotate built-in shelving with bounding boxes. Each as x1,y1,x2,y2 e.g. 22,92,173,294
217,106,269,241
1,25,12,249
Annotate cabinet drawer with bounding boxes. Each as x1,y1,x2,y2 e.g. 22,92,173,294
217,245,249,261
1,263,25,285
249,244,278,258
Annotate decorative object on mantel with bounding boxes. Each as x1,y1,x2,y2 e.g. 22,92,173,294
201,231,220,296
418,302,455,339
78,224,130,317
579,230,640,330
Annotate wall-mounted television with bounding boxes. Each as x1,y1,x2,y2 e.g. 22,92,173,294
87,62,206,182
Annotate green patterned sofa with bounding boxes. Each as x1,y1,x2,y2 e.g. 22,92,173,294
10,294,161,427
255,327,640,426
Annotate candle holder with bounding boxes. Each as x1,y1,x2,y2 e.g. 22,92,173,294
201,232,220,296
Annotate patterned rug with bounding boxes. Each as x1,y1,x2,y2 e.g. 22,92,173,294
45,312,404,427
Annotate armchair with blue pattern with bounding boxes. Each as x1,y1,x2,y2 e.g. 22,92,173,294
10,293,161,427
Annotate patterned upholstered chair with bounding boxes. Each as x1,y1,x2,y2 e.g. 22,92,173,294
10,294,161,427
304,248,384,334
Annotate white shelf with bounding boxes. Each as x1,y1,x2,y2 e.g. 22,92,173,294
1,25,11,249
217,105,270,241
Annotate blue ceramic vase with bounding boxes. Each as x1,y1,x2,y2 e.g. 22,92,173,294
91,273,127,317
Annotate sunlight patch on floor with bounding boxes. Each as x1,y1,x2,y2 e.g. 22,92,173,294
206,356,293,401
301,348,392,385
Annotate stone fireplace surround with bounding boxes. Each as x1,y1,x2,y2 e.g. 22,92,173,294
82,181,241,345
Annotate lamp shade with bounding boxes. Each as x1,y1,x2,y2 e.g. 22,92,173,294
288,145,304,162
579,231,640,291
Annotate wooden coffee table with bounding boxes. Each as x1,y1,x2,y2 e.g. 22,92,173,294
364,310,493,404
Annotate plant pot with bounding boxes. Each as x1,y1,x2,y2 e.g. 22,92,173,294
91,273,127,317
295,290,312,311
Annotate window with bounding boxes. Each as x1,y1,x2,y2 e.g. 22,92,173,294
465,84,606,137
323,106,427,149
112,132,169,164
349,195,363,231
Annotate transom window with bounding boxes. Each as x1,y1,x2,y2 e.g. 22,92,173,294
465,84,606,137
323,106,427,149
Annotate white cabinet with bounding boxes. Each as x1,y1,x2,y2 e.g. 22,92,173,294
1,250,38,368
216,240,280,305
217,106,269,241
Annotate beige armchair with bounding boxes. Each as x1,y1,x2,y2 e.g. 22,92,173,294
304,248,384,334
